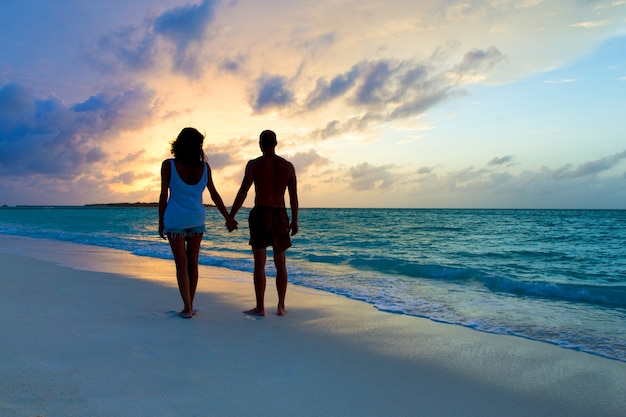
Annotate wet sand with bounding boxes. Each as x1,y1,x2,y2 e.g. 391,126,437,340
1,234,625,417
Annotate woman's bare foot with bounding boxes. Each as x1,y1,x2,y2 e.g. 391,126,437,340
178,309,193,319
243,307,265,317
277,304,287,316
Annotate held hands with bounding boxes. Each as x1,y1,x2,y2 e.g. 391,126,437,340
226,217,238,233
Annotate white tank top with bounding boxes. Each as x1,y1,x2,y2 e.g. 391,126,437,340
163,159,207,229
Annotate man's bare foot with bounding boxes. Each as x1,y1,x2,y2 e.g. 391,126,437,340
243,307,265,317
277,305,287,316
178,309,193,319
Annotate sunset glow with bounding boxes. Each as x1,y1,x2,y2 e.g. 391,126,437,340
1,0,625,208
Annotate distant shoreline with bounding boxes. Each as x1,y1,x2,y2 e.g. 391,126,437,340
1,203,216,208
1,205,623,210
87,202,218,208
86,202,161,208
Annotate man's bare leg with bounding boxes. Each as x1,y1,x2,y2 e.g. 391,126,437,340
274,249,288,315
244,247,267,316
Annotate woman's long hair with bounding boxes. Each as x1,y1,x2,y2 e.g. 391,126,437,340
170,127,206,166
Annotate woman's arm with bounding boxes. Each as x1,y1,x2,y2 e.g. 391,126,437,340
205,163,237,230
158,160,170,239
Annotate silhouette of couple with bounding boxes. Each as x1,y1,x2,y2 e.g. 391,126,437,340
159,128,298,319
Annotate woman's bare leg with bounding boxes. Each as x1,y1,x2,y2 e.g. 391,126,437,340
185,234,203,313
168,235,193,318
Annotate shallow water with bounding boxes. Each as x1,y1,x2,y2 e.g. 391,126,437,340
1,207,625,361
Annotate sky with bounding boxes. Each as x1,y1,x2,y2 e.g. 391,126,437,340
1,0,625,209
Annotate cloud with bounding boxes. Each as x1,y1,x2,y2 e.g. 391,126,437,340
72,87,157,131
594,1,626,10
354,61,396,106
570,20,612,28
250,75,295,112
456,47,505,72
117,150,145,165
289,149,330,173
153,1,217,45
206,151,234,170
305,60,415,111
85,0,220,77
0,82,156,178
308,113,386,140
111,171,138,185
85,25,157,73
466,151,625,188
543,150,626,179
295,31,337,55
309,120,342,140
388,89,451,120
304,47,503,138
305,65,361,110
80,4,505,148
349,162,394,191
152,0,219,75
219,55,247,74
488,155,515,166
545,78,577,84
399,150,626,207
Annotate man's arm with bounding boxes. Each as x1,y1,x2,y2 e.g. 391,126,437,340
229,161,254,219
288,163,299,236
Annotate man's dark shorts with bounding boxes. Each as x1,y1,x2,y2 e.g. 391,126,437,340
248,206,292,252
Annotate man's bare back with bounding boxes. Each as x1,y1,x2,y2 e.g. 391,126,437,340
249,154,295,208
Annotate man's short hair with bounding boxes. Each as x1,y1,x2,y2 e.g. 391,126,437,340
259,130,277,148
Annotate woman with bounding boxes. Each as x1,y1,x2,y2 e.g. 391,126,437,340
159,127,237,318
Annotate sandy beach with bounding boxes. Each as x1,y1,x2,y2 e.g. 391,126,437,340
1,234,625,417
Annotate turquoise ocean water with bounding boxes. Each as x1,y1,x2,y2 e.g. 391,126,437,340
1,207,625,362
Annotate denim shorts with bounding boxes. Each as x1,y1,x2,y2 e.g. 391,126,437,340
164,225,206,238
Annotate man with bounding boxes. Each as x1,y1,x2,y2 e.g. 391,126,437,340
230,130,299,316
